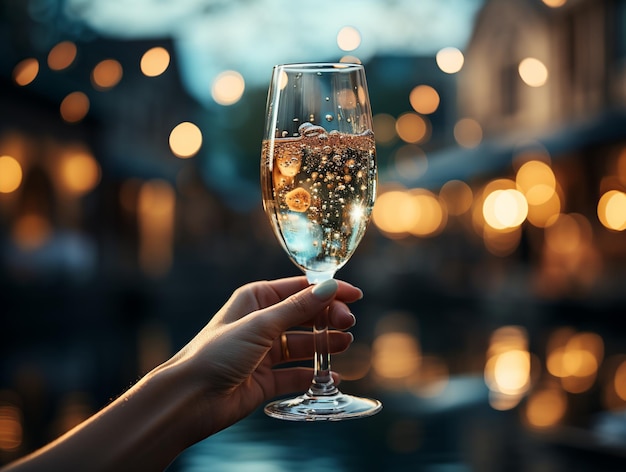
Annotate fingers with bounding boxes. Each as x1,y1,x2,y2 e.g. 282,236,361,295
329,302,357,330
258,276,363,306
271,367,341,399
270,330,353,365
216,277,362,326
250,279,351,338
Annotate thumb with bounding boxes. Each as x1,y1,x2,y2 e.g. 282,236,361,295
253,279,339,337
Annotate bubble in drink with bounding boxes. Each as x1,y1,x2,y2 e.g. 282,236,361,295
261,123,377,275
299,122,326,138
273,164,294,189
285,187,312,212
276,147,302,177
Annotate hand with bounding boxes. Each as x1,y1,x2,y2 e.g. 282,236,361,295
161,276,362,439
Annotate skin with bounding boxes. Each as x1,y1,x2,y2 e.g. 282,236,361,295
1,277,362,472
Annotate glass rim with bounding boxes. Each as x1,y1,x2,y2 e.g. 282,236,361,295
273,62,364,72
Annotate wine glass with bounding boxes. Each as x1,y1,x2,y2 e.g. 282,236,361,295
260,62,382,421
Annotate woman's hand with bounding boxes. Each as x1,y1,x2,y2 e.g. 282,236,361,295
164,276,362,439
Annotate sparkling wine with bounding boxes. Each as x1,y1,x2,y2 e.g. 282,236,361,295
262,123,377,282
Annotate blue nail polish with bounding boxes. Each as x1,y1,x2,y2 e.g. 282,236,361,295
312,279,338,299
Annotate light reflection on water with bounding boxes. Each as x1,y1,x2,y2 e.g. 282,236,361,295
171,377,487,472
174,412,363,472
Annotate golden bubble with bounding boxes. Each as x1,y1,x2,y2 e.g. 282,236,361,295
276,148,302,177
285,187,311,212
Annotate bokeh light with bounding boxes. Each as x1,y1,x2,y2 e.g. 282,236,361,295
211,70,245,105
336,26,361,51
12,214,52,250
483,189,528,230
395,112,429,144
524,384,567,429
91,59,123,90
372,189,418,237
614,359,626,401
409,85,440,115
436,47,464,74
60,92,90,123
439,179,473,216
515,160,556,205
408,189,446,237
546,329,603,394
0,155,23,193
138,179,175,277
485,326,531,408
542,0,567,7
48,41,77,71
372,332,421,380
518,58,549,87
169,122,203,158
597,190,626,231
59,150,101,196
140,47,170,77
454,118,482,148
12,58,39,86
544,213,592,255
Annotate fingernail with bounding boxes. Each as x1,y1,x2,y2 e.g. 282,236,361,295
312,279,338,300
348,313,356,327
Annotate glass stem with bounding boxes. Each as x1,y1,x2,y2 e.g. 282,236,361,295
308,305,339,397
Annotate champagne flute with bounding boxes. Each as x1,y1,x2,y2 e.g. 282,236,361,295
260,63,382,420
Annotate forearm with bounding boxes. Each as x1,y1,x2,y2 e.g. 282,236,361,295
2,363,203,472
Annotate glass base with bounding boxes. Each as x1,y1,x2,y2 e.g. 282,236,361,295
264,391,382,421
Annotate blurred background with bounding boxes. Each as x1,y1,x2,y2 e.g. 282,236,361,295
2,0,626,470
